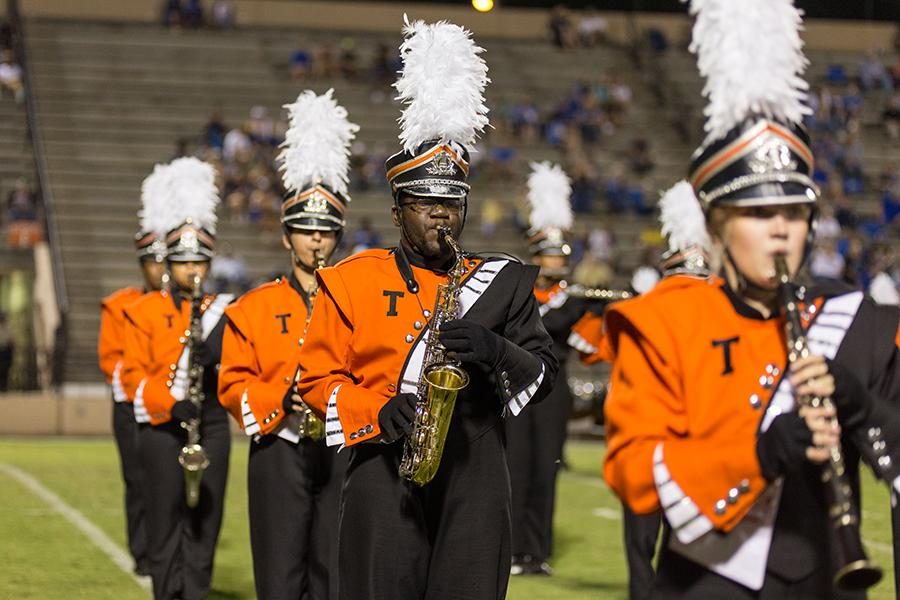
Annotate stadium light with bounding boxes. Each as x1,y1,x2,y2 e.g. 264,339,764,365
472,0,494,13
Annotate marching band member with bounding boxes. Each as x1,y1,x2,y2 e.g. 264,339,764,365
603,1,900,597
121,157,233,600
218,89,358,600
296,18,557,599
96,174,169,576
507,162,589,576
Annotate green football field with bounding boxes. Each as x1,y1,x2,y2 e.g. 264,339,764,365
0,437,895,599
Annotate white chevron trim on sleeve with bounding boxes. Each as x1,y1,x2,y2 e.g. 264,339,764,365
133,379,149,423
111,361,128,403
240,390,261,436
653,443,713,544
506,362,546,416
567,331,598,355
324,385,345,448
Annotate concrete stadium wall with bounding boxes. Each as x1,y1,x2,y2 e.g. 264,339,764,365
18,0,899,51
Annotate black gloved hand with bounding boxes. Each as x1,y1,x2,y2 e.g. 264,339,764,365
439,319,505,369
827,359,872,431
377,393,418,443
282,385,298,413
171,400,199,424
756,412,812,481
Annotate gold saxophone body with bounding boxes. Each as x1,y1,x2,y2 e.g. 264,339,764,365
775,255,881,591
178,274,210,509
295,249,326,441
399,227,470,485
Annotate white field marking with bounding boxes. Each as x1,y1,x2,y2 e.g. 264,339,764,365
0,463,152,593
592,507,622,520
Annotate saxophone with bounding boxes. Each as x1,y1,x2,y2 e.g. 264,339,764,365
178,274,210,509
295,249,326,440
775,255,881,591
399,226,470,485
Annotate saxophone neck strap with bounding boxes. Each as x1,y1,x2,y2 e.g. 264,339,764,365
394,246,420,294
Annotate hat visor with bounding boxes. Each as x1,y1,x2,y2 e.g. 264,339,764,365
399,183,468,199
282,215,344,232
167,251,213,263
708,180,818,208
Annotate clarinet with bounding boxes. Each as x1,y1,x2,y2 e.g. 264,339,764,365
774,254,881,590
295,249,326,440
178,274,210,509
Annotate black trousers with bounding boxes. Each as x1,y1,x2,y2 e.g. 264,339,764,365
137,417,231,600
505,375,570,562
653,547,866,600
622,506,661,600
248,434,347,600
339,429,512,600
112,401,149,572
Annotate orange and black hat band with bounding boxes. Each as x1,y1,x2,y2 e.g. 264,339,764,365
690,120,813,194
385,143,470,184
281,185,347,218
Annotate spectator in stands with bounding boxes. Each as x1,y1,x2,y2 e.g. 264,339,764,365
182,0,204,28
0,22,13,51
6,178,41,248
569,159,599,214
509,96,541,142
209,243,250,294
883,91,900,141
548,5,577,50
339,38,359,80
626,138,654,176
161,0,183,28
289,45,312,81
0,50,23,104
202,110,227,153
480,197,503,238
811,239,846,280
211,0,235,30
223,123,252,162
882,173,900,230
858,50,893,92
578,6,608,47
313,42,337,78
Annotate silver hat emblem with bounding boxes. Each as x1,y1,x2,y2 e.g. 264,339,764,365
426,150,458,177
748,138,797,174
180,229,200,254
304,192,329,214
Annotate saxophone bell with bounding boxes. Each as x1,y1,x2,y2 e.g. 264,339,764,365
178,443,209,508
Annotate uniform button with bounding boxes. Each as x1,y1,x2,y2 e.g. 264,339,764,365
272,410,279,417
405,334,414,343
749,394,761,409
759,375,774,389
879,456,893,468
284,377,291,384
727,488,739,504
184,329,191,337
423,310,431,318
765,364,780,376
714,499,727,515
868,427,882,440
298,338,305,346
739,479,750,494
388,384,396,392
170,363,177,370
414,321,423,330
166,381,173,388
365,424,373,433
178,337,186,344
468,260,477,268
807,304,817,314
500,371,509,379
503,380,511,388
349,432,357,440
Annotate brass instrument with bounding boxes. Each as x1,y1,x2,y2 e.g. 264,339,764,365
178,274,210,509
559,281,633,301
295,249,326,441
399,226,470,485
775,255,882,591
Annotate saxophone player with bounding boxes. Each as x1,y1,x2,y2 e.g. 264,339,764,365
97,194,168,577
296,18,557,600
217,89,356,600
604,1,900,596
121,157,233,600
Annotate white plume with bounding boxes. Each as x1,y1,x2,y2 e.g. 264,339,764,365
685,0,811,144
394,15,490,154
526,161,573,231
158,157,220,234
659,180,711,253
631,266,660,295
139,161,173,235
869,273,900,306
278,88,359,197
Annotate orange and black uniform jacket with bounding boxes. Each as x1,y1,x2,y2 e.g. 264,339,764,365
568,312,613,365
219,276,311,435
296,249,558,448
121,290,215,425
98,286,144,400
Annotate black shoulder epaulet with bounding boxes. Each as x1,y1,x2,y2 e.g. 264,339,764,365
468,251,524,264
